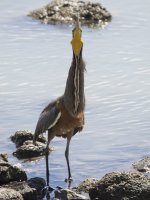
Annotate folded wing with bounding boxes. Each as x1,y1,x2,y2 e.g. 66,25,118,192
33,103,61,144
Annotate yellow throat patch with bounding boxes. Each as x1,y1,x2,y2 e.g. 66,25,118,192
71,27,83,56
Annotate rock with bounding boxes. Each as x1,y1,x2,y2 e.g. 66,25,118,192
0,156,27,184
11,130,46,147
0,188,23,200
1,181,37,200
13,141,48,159
28,0,112,27
54,188,88,200
133,156,150,172
11,130,51,159
77,178,98,193
0,153,8,163
27,177,46,199
89,171,150,200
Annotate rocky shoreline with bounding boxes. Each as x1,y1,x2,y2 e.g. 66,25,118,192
1,130,150,199
0,153,46,200
28,0,112,28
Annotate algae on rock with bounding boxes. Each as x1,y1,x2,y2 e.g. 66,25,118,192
28,0,112,28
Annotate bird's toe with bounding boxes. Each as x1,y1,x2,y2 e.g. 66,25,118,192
65,177,73,183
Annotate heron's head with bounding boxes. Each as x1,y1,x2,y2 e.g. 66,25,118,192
71,19,83,57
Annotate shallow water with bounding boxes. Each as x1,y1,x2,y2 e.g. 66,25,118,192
0,0,150,192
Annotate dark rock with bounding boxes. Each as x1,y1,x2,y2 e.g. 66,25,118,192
28,0,112,28
13,141,48,159
89,171,150,200
0,188,23,200
54,188,88,200
1,181,37,200
27,177,46,199
0,160,27,185
133,156,150,172
11,130,46,147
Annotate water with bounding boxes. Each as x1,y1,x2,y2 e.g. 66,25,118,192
0,0,150,191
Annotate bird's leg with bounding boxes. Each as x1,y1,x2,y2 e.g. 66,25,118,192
44,143,52,200
45,143,50,187
45,131,55,193
65,133,73,183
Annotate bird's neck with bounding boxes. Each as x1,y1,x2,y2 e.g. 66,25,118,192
64,52,85,117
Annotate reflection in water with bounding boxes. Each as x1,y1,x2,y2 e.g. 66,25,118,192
22,156,44,163
0,0,150,194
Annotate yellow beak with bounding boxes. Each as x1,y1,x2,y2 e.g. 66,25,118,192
71,20,83,56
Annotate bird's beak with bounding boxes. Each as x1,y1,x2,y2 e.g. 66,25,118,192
71,19,83,57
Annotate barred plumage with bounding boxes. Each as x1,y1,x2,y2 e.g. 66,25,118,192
33,19,85,189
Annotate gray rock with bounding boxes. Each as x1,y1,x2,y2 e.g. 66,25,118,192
27,177,46,199
28,0,112,28
77,178,98,193
13,141,48,159
1,181,37,200
11,130,46,147
133,156,150,172
89,171,150,200
0,188,23,200
0,159,27,184
54,188,88,200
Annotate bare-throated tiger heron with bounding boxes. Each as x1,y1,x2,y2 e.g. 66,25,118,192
33,19,85,188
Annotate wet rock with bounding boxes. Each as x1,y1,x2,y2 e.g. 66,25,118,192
0,153,8,163
28,0,112,28
0,155,27,184
11,130,46,147
89,171,150,200
77,178,98,193
133,156,150,172
54,188,88,200
13,141,48,159
1,181,37,200
27,177,46,199
0,188,23,200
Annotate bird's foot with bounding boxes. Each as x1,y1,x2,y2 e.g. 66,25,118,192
43,185,54,194
65,177,73,183
65,177,73,189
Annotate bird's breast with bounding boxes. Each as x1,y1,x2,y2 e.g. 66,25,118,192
54,100,84,137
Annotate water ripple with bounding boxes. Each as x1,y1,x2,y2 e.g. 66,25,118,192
0,0,150,188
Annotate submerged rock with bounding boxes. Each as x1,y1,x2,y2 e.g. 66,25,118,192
133,156,150,172
11,130,46,147
0,188,23,200
1,181,37,200
0,154,27,184
28,0,112,27
89,171,150,200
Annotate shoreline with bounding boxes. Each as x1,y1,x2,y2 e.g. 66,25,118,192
1,130,150,199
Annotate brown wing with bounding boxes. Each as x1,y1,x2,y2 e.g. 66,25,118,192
33,102,61,144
